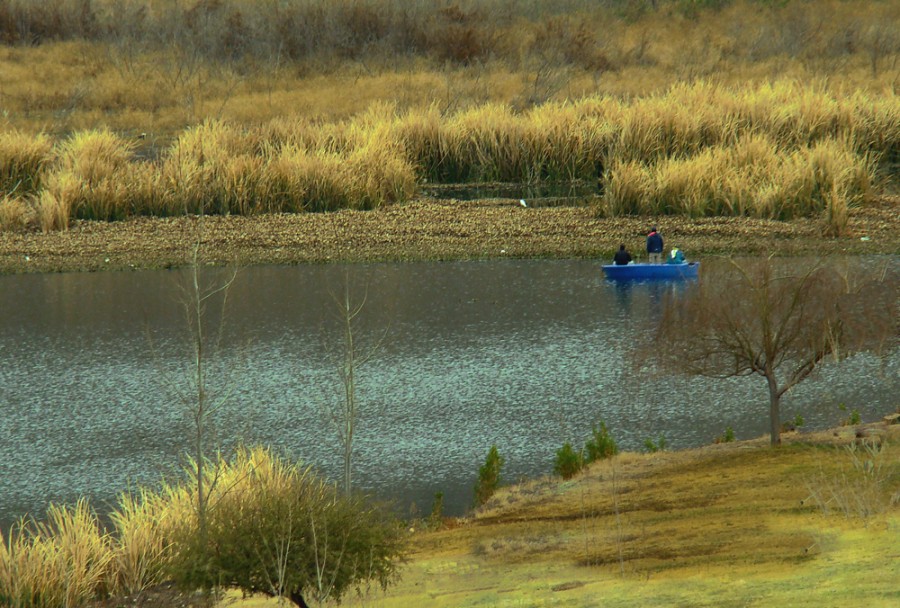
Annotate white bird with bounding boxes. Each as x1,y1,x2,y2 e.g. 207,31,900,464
519,199,527,207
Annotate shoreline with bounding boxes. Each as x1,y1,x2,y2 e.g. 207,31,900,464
1,197,897,275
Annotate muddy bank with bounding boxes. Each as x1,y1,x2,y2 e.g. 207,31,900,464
0,198,897,274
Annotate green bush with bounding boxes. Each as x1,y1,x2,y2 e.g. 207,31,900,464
716,426,736,443
643,435,668,453
839,403,862,426
584,421,618,463
554,442,584,479
474,445,504,507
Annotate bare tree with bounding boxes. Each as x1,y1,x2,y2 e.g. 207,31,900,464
321,270,387,495
651,257,897,446
150,218,240,553
179,241,237,537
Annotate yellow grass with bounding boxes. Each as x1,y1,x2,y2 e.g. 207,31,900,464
0,195,31,230
212,427,900,608
0,499,113,608
321,427,898,607
108,489,172,596
0,80,893,230
0,3,896,229
1,1,898,135
0,131,53,196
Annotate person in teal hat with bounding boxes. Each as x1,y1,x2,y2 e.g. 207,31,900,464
667,246,685,264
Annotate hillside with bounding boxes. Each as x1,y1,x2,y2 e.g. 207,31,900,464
206,422,900,607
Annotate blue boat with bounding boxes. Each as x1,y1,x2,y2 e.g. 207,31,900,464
602,262,700,281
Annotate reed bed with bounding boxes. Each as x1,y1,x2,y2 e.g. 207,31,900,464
0,81,896,232
0,131,53,196
107,489,172,596
0,448,347,606
0,500,113,608
602,135,873,231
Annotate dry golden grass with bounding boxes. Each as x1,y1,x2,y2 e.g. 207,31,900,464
2,79,897,230
1,1,897,136
107,489,172,597
0,499,113,608
358,425,900,607
211,425,900,608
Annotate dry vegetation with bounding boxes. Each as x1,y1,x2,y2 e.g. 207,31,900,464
370,424,900,607
0,194,897,274
1,2,899,606
1,447,405,608
0,81,897,238
0,0,898,243
1,0,899,133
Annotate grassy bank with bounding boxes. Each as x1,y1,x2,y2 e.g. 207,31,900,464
366,424,900,607
49,421,891,608
1,195,897,275
4,422,897,608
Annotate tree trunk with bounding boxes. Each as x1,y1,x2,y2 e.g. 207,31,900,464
289,590,311,608
766,372,781,446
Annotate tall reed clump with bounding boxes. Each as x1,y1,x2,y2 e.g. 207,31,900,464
0,195,33,231
601,135,874,222
136,446,406,605
258,107,415,212
0,499,113,608
46,129,138,223
0,131,53,196
449,104,531,183
159,120,263,216
37,174,78,232
344,117,417,208
394,105,449,182
259,146,354,212
107,489,172,597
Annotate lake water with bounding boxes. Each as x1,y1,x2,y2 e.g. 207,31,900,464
0,258,897,523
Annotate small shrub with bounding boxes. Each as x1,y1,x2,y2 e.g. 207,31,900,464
156,446,406,607
716,426,736,444
643,435,668,453
474,445,504,507
554,442,583,480
584,421,618,463
428,492,444,528
782,414,806,433
839,403,862,426
805,439,898,519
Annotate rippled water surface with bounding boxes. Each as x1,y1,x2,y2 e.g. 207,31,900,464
0,259,896,522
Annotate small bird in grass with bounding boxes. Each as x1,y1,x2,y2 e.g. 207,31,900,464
519,199,527,207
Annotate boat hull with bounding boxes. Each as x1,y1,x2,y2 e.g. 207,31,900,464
602,262,700,280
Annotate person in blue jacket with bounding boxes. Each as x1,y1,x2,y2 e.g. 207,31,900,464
646,227,664,263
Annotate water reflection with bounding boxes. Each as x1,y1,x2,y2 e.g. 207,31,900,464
0,258,896,523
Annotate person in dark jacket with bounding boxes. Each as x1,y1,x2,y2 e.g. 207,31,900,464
646,227,664,263
613,244,632,265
